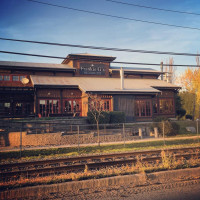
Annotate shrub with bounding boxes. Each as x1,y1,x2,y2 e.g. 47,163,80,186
176,109,186,119
153,116,169,122
185,114,193,120
151,120,180,137
87,111,110,124
158,121,180,136
110,111,125,123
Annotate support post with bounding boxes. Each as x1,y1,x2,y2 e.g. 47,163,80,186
77,125,80,153
197,119,199,143
163,121,166,146
123,123,125,147
20,123,22,158
139,128,143,139
154,127,158,138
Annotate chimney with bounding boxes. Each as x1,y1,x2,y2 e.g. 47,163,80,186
160,62,163,80
120,67,124,90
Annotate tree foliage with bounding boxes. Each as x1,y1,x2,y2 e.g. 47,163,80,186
179,57,200,119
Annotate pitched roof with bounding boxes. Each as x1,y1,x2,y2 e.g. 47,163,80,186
110,66,163,74
62,53,116,64
0,61,75,71
30,75,180,94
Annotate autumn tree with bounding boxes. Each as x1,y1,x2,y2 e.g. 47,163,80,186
179,56,200,119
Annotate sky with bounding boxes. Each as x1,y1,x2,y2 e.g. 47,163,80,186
0,0,200,74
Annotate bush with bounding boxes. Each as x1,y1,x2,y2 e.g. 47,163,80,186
151,119,180,137
153,116,169,122
176,109,186,119
110,111,125,123
87,111,110,124
185,114,193,120
158,121,180,136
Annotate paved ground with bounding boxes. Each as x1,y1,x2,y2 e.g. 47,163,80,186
40,179,200,200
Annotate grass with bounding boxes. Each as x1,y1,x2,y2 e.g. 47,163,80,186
1,150,200,191
1,137,200,162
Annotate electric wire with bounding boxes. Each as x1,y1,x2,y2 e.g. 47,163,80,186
106,0,200,16
0,37,199,57
26,0,200,31
0,50,199,67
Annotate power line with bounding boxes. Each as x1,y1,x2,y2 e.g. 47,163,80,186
106,0,200,16
0,37,199,57
0,50,199,67
26,0,200,31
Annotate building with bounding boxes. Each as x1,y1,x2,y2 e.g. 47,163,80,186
0,53,180,121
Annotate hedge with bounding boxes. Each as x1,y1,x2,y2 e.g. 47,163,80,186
87,111,125,124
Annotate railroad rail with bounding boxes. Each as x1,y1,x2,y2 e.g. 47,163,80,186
0,146,199,181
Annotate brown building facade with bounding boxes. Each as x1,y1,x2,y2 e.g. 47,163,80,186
0,54,180,121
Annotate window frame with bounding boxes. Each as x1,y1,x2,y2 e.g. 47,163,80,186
135,99,152,118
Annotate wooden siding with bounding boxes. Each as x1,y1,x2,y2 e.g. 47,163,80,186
62,89,82,98
37,89,60,98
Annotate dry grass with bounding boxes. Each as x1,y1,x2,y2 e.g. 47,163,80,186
1,150,200,190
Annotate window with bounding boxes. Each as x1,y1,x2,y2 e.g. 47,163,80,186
20,76,26,81
159,98,174,114
153,99,158,114
135,100,152,117
0,103,11,115
39,99,60,117
0,74,27,82
12,76,19,81
4,75,10,81
63,99,81,114
89,99,111,111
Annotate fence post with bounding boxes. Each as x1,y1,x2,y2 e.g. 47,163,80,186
20,122,23,158
154,127,158,138
123,123,125,147
77,125,80,153
139,128,142,139
163,121,166,146
197,119,199,143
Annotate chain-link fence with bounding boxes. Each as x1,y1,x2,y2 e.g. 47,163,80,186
0,119,199,153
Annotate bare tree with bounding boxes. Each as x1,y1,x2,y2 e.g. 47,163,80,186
164,57,176,83
87,94,106,146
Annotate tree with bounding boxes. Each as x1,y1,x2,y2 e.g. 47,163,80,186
175,93,186,119
179,56,200,119
164,57,176,83
87,94,108,146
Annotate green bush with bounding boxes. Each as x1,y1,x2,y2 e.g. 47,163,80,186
176,109,186,119
87,111,110,124
110,111,125,123
158,121,180,136
151,119,180,137
153,116,169,122
185,114,193,120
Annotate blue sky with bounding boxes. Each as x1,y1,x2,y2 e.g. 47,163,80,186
0,0,200,73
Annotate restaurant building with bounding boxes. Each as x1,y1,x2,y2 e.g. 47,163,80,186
0,53,180,121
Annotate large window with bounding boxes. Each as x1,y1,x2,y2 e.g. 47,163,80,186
159,98,174,114
135,100,152,117
0,103,11,115
89,99,111,111
39,99,60,117
63,99,81,115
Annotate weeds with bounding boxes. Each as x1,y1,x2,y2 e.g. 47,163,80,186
1,150,199,191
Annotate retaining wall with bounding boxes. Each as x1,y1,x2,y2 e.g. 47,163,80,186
1,167,200,200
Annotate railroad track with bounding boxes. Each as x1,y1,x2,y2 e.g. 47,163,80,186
0,146,199,181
